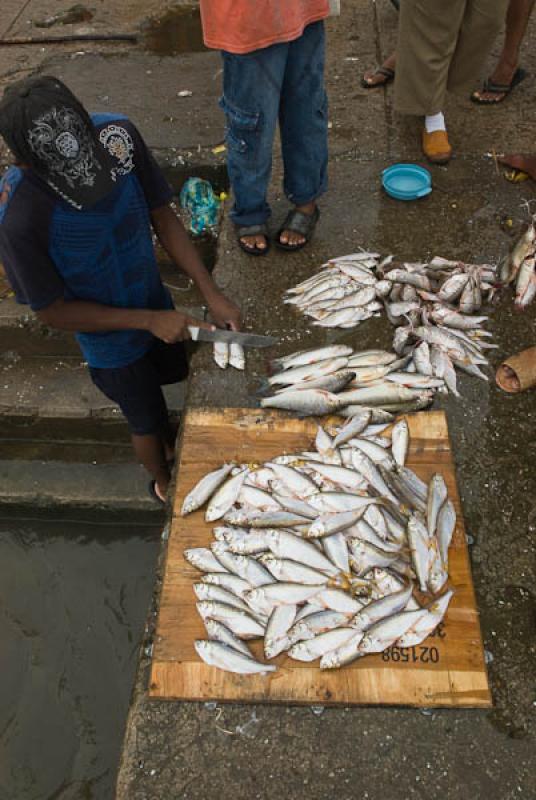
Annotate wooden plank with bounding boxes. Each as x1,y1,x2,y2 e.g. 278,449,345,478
150,409,491,708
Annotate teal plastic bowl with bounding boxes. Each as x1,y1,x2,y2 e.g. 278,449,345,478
382,163,432,200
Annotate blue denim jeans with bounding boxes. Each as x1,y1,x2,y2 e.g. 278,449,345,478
220,21,328,228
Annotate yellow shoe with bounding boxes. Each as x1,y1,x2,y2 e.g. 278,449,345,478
422,129,452,165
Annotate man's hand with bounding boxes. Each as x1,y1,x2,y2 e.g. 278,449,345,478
206,290,242,331
148,310,215,343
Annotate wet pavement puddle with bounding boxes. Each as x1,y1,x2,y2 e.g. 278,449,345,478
0,515,160,800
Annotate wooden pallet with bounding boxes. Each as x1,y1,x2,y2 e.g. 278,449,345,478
150,408,491,708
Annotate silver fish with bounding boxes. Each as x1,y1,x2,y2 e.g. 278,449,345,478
289,628,356,661
332,411,372,446
274,370,355,394
500,219,536,284
265,462,319,498
261,389,343,415
213,341,229,369
319,631,364,669
206,468,249,522
259,554,330,585
322,532,350,573
264,604,297,659
185,548,228,574
247,582,324,607
238,485,281,511
229,342,245,371
356,609,425,657
288,610,353,644
437,499,456,566
268,357,349,387
203,618,253,658
427,474,448,537
407,515,430,592
437,272,469,302
211,543,273,586
396,589,453,647
194,583,253,614
271,345,353,370
308,508,368,538
181,463,234,515
197,602,265,639
202,572,251,598
224,509,310,528
413,341,433,376
348,538,408,576
309,588,363,614
515,256,536,309
391,418,409,467
195,640,274,674
351,581,414,631
214,527,271,555
267,530,339,574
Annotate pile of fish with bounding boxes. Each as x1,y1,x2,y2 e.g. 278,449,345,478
182,415,455,674
259,345,437,416
499,214,536,308
285,252,498,330
276,254,500,409
213,341,245,371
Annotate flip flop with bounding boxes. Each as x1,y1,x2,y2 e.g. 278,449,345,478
276,207,320,252
496,347,536,393
361,66,395,90
148,480,166,506
470,67,528,105
236,223,270,257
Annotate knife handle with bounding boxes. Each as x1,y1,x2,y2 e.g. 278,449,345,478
188,326,200,341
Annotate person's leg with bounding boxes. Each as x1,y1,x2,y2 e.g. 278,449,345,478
220,45,287,253
394,0,465,162
394,0,465,117
278,21,328,248
89,346,181,502
447,0,510,96
472,0,534,101
131,433,171,501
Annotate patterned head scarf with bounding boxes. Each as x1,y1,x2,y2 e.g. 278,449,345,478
0,75,116,209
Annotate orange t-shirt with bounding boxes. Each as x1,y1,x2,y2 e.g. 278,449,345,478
200,0,330,54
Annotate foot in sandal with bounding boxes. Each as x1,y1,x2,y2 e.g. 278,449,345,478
361,52,397,88
277,203,320,251
236,223,270,256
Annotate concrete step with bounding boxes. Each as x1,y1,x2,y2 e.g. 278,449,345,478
0,355,186,421
0,459,167,514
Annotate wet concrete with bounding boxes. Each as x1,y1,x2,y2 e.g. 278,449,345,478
141,5,205,56
0,513,160,800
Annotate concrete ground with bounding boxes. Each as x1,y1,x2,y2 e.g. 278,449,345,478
0,1,535,798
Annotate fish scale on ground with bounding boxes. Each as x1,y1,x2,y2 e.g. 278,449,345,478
182,417,455,673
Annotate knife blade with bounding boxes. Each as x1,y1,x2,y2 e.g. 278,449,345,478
188,326,278,348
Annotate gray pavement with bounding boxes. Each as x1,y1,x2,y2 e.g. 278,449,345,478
0,1,535,798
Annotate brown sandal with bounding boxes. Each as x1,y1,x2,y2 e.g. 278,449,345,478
361,66,395,90
496,346,536,393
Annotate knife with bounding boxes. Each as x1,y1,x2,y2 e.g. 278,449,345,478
188,325,278,348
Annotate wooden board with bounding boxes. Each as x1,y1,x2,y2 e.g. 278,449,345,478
150,409,491,708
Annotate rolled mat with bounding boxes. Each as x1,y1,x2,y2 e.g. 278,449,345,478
495,346,536,393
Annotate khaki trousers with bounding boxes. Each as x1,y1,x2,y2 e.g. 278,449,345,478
394,0,509,115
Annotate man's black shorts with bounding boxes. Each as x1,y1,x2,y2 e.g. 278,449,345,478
89,339,189,435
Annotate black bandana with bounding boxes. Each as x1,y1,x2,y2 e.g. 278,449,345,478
0,75,116,210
